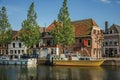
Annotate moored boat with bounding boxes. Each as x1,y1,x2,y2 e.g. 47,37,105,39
46,54,105,67
0,54,37,66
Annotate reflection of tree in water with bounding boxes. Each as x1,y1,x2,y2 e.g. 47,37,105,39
1,65,119,80
17,66,28,80
50,66,106,80
0,65,8,80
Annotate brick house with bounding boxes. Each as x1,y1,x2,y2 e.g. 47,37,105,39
103,22,120,57
42,18,103,58
0,44,7,54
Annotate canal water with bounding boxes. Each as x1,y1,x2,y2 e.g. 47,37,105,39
0,65,120,80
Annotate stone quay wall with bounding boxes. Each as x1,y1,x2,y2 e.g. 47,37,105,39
102,58,120,66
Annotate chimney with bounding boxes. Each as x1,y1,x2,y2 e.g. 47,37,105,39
105,21,108,33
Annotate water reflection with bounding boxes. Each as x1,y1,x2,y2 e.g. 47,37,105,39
43,66,106,80
0,65,120,80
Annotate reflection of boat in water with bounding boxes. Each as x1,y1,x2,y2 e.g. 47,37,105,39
0,54,37,66
46,54,105,67
52,66,106,80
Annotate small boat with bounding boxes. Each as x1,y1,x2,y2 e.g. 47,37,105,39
0,54,37,66
46,54,105,67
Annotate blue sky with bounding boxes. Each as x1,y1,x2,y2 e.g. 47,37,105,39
0,0,120,30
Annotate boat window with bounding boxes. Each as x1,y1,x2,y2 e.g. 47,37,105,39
79,57,90,60
72,55,77,57
79,58,85,60
86,58,90,60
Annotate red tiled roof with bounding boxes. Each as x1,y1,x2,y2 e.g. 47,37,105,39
72,18,99,37
46,22,55,32
46,18,99,37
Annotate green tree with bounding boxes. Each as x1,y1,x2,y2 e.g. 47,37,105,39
51,0,75,54
19,2,41,53
0,6,12,54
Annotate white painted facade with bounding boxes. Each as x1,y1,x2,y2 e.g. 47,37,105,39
8,37,27,55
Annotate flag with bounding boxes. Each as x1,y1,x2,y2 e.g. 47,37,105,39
83,39,88,47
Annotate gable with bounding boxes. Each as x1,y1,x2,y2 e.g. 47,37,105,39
108,24,120,34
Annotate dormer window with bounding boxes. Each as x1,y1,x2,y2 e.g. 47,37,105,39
16,37,18,40
110,30,112,34
112,30,114,34
109,30,114,34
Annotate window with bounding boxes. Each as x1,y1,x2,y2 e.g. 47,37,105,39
79,39,82,43
109,41,112,45
112,30,114,34
105,42,108,46
36,44,39,48
88,39,91,46
10,50,13,54
114,41,118,46
19,43,21,48
16,37,18,40
15,50,17,54
110,30,112,34
47,40,51,46
18,50,20,54
115,50,117,54
93,30,96,34
13,43,15,48
22,50,24,54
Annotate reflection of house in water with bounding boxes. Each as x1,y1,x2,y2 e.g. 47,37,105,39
41,18,103,58
3,66,37,80
17,66,37,80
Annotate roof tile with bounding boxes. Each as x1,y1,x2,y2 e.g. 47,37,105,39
46,18,99,37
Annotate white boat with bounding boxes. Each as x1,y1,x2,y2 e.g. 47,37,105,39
46,54,105,67
0,54,37,66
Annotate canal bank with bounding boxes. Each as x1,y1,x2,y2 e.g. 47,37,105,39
102,58,120,66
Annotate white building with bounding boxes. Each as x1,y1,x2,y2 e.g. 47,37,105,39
8,31,27,54
103,22,120,57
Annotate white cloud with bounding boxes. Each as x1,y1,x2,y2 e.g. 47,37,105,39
100,0,111,3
